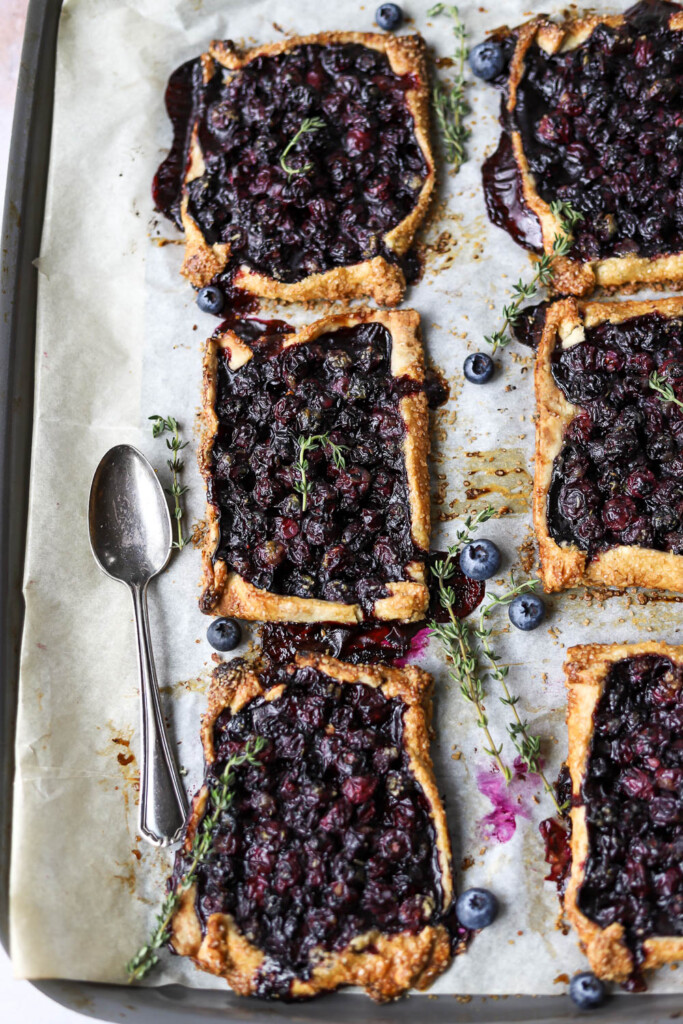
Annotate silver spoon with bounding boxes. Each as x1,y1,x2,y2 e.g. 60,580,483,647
88,444,187,847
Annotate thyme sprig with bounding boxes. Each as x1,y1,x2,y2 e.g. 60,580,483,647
429,508,558,808
474,583,563,814
127,737,266,983
428,3,469,171
293,432,347,512
484,200,584,354
429,506,511,779
279,117,326,181
149,415,189,551
649,369,683,412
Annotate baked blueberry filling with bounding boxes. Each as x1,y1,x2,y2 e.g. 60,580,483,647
205,322,423,612
154,42,427,285
515,0,683,262
177,663,450,997
547,313,683,558
578,655,683,981
259,558,484,665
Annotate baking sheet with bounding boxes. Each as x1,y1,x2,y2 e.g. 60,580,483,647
8,0,683,998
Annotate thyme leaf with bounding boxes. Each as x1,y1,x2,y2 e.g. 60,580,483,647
484,200,584,354
293,432,347,512
279,117,326,181
149,415,189,551
649,369,683,412
126,737,266,983
428,4,470,171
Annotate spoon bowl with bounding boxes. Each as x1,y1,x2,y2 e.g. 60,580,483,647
89,444,172,586
89,444,187,847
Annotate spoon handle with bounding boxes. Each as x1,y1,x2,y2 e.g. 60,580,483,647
131,583,188,846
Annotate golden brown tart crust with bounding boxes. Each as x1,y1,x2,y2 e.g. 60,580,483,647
180,32,434,306
169,652,454,1001
534,295,683,593
505,10,683,296
564,642,683,982
199,308,430,623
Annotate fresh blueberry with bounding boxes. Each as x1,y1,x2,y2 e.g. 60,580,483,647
460,539,501,581
375,3,403,30
508,592,545,631
207,617,242,652
197,285,225,315
569,972,606,1011
456,888,498,929
468,40,505,81
463,352,495,384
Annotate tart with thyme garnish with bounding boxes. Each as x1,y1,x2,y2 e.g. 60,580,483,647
198,309,430,623
153,32,434,308
167,653,463,1001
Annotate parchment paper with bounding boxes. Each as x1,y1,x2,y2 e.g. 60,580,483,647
9,0,683,997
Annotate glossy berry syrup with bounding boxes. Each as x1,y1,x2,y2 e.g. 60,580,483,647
547,312,683,559
515,0,683,262
154,41,427,286
577,654,683,989
177,661,455,999
205,322,424,614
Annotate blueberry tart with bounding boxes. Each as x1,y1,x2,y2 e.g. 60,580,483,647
168,652,457,1001
156,32,434,306
534,295,683,593
199,309,430,623
564,643,683,985
486,0,683,295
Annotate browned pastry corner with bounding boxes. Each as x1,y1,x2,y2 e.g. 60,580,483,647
199,308,430,623
564,642,683,982
534,295,683,593
502,6,683,296
180,32,434,306
169,653,455,1001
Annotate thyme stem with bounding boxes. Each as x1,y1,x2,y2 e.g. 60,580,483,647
279,117,326,181
149,415,189,551
484,200,584,354
126,737,266,983
649,369,683,412
293,432,347,512
475,585,563,815
428,4,470,171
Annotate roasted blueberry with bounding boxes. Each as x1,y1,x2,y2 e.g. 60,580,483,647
197,285,225,315
463,352,494,384
456,888,498,929
459,539,501,581
375,3,403,30
569,972,606,1011
508,592,545,631
468,40,505,81
207,617,242,651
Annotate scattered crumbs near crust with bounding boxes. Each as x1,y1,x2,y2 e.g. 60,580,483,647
191,518,208,548
517,526,537,574
451,750,462,761
211,652,222,664
461,856,475,871
554,973,570,985
132,848,142,861
455,995,473,1004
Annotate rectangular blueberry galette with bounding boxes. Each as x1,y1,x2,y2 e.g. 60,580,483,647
534,295,683,593
168,652,458,1001
198,309,430,623
155,31,434,307
495,0,683,295
564,643,683,986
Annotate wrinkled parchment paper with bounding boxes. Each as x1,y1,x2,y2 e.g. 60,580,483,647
9,0,683,997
